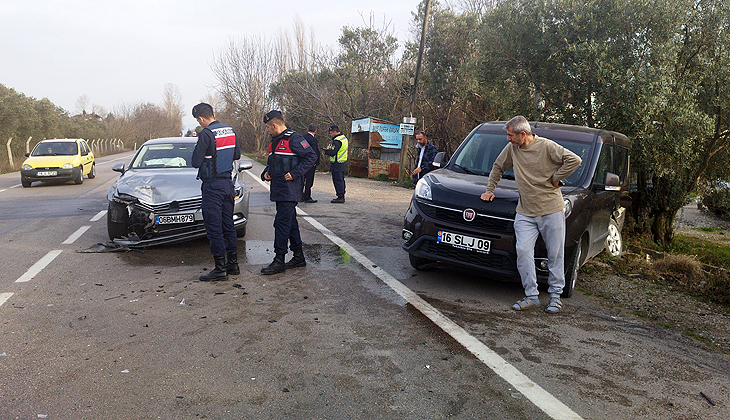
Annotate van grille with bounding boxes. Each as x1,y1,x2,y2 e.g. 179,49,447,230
417,200,514,234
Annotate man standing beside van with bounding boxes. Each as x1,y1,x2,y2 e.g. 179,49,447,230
480,116,581,313
412,131,438,186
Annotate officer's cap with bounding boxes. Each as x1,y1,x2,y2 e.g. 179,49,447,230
264,110,283,123
329,124,340,132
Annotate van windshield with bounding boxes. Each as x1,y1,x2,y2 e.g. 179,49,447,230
450,132,591,187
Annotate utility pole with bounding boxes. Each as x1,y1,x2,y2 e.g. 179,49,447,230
399,0,432,184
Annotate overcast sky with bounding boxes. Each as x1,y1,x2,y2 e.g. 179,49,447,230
1,0,419,130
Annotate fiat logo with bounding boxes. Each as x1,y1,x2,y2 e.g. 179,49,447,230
463,208,476,221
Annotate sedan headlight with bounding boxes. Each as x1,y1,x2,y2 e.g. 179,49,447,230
62,163,73,169
563,198,573,218
415,178,432,200
22,164,33,170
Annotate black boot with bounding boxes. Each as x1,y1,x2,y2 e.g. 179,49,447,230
261,254,286,275
226,252,240,275
285,248,306,269
200,257,228,281
331,195,345,203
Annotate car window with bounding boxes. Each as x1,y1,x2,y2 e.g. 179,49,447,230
614,146,629,181
594,144,612,185
131,144,194,168
31,142,78,156
450,131,592,186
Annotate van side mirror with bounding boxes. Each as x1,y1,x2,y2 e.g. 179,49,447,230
112,162,125,173
604,172,621,191
432,152,447,168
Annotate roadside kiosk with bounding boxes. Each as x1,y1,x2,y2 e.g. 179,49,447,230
348,117,403,179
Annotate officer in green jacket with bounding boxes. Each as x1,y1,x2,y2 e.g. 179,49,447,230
324,125,348,203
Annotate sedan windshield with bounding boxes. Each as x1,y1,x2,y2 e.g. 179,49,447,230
450,132,592,187
131,144,195,169
32,142,78,156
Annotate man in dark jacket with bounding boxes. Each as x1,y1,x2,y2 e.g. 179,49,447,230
412,131,438,186
301,123,320,203
260,110,317,275
191,103,241,281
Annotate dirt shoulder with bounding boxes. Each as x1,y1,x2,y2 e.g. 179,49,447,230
321,174,730,355
579,202,730,354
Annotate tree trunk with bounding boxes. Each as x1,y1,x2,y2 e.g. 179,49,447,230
650,209,678,245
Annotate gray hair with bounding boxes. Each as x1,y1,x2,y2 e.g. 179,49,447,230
504,116,532,135
308,123,317,132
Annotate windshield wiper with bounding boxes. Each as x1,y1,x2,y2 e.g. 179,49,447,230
454,164,480,175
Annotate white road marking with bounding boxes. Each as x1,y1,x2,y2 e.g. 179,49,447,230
0,292,14,307
90,210,107,222
16,250,63,283
62,226,91,244
244,170,583,420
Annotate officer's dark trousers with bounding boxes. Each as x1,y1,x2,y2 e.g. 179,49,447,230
273,201,302,255
330,162,346,197
201,178,237,258
302,166,316,200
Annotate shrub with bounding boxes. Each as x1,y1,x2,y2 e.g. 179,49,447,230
701,182,730,220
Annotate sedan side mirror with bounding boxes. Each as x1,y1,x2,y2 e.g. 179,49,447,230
237,160,253,171
432,152,447,168
112,162,125,173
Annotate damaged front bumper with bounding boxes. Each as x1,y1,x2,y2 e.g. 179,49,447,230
108,193,247,248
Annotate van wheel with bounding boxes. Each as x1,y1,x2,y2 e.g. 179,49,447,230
409,253,435,270
605,219,622,257
563,244,582,298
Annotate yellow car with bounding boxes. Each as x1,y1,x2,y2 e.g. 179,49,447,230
20,139,96,187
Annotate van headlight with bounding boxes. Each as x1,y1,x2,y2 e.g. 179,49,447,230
62,163,74,169
563,198,573,218
415,178,432,200
22,164,33,170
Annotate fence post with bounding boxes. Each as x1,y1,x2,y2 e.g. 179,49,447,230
6,137,13,168
26,136,33,154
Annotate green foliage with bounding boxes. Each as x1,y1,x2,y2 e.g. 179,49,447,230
701,184,730,220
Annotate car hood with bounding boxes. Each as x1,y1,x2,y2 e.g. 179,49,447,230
109,168,202,204
426,169,578,219
23,155,80,168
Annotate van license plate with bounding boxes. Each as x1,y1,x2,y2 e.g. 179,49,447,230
156,214,194,225
437,231,491,254
37,171,57,176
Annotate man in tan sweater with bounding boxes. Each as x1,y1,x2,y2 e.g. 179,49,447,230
481,116,581,313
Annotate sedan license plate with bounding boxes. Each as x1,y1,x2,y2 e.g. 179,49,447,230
156,214,194,225
37,171,57,176
437,231,491,254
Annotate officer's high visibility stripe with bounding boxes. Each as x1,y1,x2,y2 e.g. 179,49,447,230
215,134,236,149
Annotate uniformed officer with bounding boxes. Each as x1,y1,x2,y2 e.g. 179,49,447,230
325,125,348,203
191,103,241,281
260,110,317,275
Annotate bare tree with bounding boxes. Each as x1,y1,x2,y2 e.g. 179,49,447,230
75,95,89,114
212,36,278,152
162,83,184,136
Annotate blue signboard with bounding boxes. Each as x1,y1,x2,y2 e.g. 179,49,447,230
370,122,402,149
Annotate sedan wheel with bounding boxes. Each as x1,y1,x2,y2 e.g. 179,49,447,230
605,219,623,257
21,177,31,188
88,163,96,179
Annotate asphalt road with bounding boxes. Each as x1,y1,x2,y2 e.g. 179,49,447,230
0,152,728,419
